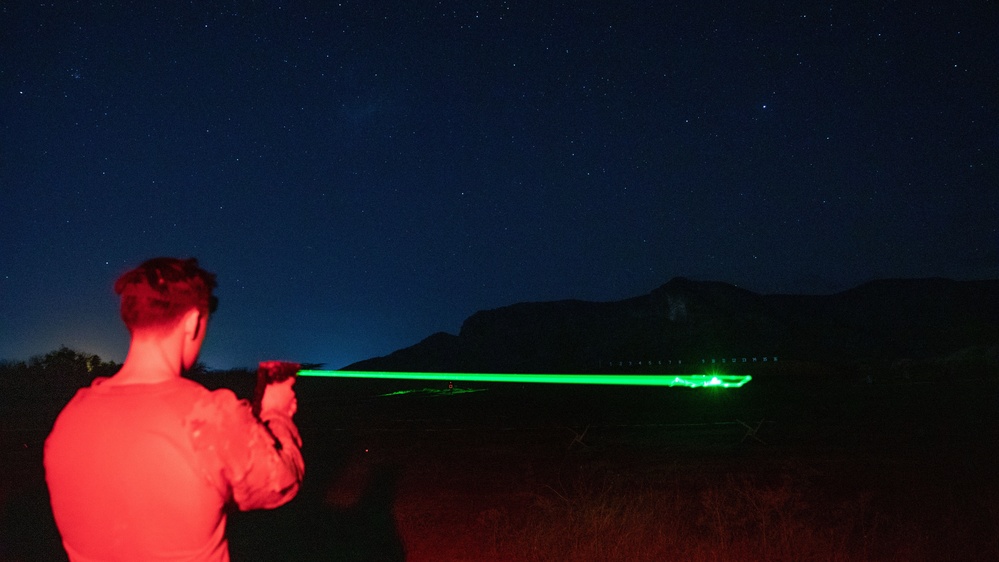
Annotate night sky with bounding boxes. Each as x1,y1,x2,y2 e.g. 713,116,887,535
2,2,996,370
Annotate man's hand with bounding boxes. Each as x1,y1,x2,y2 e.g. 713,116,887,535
253,361,299,418
260,377,297,418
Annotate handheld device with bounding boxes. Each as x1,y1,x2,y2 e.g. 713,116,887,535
252,360,300,418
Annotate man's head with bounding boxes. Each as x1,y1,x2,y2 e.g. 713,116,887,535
114,257,218,334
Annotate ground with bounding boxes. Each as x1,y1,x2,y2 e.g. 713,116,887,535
3,374,998,561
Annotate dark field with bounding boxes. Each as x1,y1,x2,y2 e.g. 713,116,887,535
3,372,998,561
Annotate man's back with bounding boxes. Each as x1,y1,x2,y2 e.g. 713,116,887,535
45,376,302,562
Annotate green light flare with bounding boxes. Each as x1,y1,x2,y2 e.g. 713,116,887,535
379,387,489,397
298,370,751,388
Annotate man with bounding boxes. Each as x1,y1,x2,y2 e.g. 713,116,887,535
45,257,304,561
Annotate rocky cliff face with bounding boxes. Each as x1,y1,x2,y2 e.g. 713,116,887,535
346,277,999,375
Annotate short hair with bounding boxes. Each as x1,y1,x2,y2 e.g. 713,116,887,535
114,257,218,332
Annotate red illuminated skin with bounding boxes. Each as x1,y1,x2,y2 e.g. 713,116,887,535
106,307,210,386
44,307,303,562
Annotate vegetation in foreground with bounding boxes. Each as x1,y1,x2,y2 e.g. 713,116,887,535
312,415,996,562
2,347,998,561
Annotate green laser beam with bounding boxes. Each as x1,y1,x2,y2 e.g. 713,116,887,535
298,370,751,388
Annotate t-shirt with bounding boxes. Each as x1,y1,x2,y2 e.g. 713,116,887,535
44,376,304,562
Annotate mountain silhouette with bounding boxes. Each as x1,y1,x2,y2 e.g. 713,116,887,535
346,277,999,377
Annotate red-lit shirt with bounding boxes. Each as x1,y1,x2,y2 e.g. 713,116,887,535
44,376,304,562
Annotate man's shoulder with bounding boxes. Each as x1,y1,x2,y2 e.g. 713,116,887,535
166,377,248,410
185,383,259,459
185,379,245,407
185,382,253,426
175,377,235,399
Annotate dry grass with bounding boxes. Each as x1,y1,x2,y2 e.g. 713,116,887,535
383,443,999,562
4,366,998,561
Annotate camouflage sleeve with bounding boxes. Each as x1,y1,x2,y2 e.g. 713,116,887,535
187,388,304,511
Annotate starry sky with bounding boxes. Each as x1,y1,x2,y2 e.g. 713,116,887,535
1,1,996,370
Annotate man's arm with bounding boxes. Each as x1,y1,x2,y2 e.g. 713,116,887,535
187,387,304,511
233,400,304,510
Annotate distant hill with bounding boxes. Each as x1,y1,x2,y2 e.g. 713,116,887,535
345,278,999,377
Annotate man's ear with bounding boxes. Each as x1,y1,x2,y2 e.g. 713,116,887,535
182,308,202,340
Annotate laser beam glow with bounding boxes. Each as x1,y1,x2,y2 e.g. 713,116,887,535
298,370,751,388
